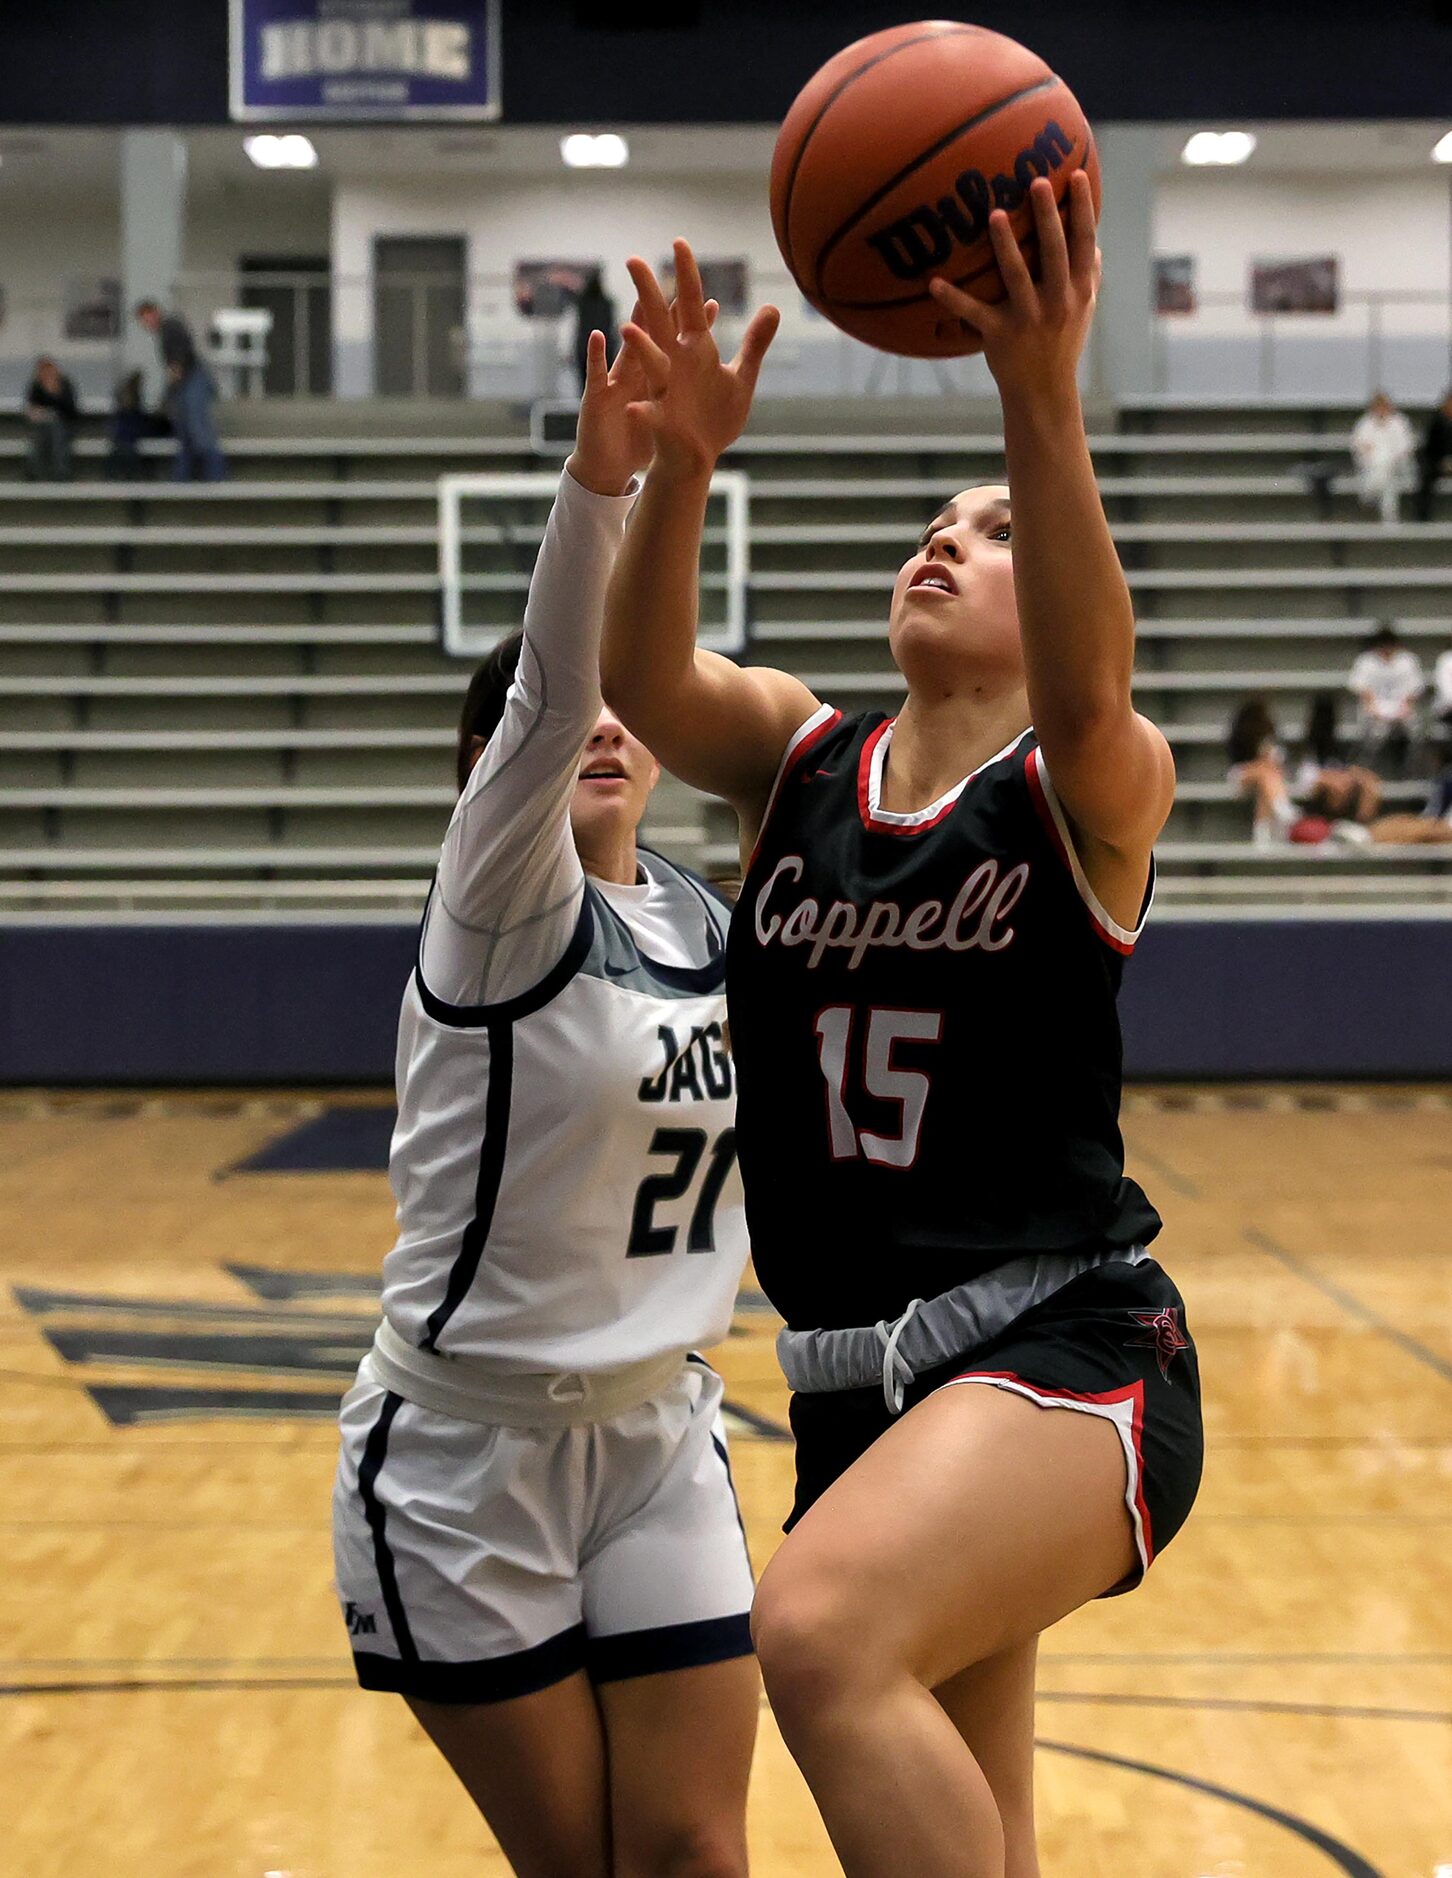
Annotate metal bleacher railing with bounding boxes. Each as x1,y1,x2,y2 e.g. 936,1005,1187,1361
1,405,1450,919
3,271,1450,405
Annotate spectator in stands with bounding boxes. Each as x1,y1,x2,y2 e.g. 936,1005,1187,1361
1348,623,1423,778
1229,694,1384,846
106,371,169,481
1366,765,1452,845
24,355,79,482
133,299,226,482
1350,391,1415,525
1228,697,1296,846
571,267,617,398
1292,692,1382,826
1433,644,1452,762
1415,386,1452,521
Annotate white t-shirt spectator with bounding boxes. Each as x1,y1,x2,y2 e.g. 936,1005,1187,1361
1348,647,1424,723
1350,409,1415,479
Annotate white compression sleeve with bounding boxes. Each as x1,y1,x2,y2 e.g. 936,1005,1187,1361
420,464,640,1008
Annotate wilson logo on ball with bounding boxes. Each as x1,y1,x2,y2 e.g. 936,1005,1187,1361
865,120,1077,282
770,22,1101,356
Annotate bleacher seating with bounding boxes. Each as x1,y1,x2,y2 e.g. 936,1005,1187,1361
1,395,1448,915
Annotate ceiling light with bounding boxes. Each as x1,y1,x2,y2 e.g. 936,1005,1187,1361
1182,131,1257,167
561,133,629,170
244,133,319,171
1434,131,1452,163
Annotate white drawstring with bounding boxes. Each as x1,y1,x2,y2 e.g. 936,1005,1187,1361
875,1299,923,1415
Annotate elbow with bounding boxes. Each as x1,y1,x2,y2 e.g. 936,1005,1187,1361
597,620,630,708
1036,688,1130,753
598,645,635,716
599,660,652,737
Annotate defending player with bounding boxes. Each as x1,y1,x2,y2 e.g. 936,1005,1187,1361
332,320,757,1878
601,179,1203,1877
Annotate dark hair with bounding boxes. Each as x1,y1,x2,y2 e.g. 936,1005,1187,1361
1367,621,1400,652
1304,692,1342,766
1227,697,1276,766
456,629,524,792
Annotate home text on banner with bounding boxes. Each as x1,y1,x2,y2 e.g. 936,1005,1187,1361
230,0,501,121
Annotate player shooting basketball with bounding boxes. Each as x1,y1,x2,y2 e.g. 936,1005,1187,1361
602,173,1203,1878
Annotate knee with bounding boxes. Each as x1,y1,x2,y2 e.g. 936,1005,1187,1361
616,1822,746,1878
751,1571,880,1731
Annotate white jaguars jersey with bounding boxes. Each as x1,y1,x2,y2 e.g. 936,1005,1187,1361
380,852,745,1371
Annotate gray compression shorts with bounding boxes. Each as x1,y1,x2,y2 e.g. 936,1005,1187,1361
776,1244,1150,1413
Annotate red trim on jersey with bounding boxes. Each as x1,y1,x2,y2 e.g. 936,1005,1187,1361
747,706,843,873
951,1369,1155,1568
858,721,1034,839
856,719,962,837
1024,747,1136,957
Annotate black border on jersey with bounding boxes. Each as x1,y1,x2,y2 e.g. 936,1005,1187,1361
412,885,597,1030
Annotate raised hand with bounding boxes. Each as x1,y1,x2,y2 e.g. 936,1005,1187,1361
619,239,781,476
928,169,1101,405
568,317,658,497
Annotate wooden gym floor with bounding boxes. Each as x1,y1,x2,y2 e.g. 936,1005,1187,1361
0,1085,1448,1877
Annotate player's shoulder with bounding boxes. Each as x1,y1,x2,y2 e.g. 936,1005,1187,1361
781,703,882,777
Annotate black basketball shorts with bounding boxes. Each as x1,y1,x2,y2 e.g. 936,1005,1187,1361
785,1257,1203,1594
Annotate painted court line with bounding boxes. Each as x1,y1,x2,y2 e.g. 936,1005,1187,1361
1245,1226,1452,1388
1040,1740,1384,1878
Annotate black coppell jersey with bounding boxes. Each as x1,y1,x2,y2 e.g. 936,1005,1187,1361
726,706,1162,1333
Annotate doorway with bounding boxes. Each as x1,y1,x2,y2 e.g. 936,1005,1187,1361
373,236,466,397
239,255,332,397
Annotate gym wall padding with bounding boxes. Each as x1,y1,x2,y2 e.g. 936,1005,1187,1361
3,0,1450,126
1,919,1448,1083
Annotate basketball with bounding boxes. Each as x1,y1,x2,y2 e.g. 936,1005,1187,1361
769,20,1101,357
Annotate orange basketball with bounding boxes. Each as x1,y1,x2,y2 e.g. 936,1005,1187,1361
769,20,1101,358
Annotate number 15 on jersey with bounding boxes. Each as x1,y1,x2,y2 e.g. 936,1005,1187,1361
814,1006,943,1170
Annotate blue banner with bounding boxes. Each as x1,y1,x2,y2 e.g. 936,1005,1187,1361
230,0,500,121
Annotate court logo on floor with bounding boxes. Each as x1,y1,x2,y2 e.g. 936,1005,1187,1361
13,1264,788,1441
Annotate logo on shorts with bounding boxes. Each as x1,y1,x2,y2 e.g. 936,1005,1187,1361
1127,1306,1189,1381
345,1601,377,1637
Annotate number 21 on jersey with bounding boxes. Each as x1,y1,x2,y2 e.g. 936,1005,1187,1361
628,1127,738,1257
813,1006,943,1169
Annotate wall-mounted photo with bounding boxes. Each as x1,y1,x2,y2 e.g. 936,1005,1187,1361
512,260,596,319
63,277,121,341
1153,255,1196,316
1249,256,1339,315
656,256,750,318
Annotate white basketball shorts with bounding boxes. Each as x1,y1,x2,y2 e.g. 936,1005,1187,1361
331,1356,755,1703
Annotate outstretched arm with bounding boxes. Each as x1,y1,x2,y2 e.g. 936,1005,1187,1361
930,174,1174,874
424,330,649,1007
601,243,821,838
